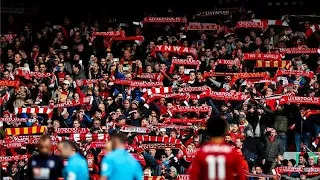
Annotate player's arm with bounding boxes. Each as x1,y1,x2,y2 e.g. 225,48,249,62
133,160,143,180
233,153,247,180
65,167,77,180
100,157,113,180
188,151,202,180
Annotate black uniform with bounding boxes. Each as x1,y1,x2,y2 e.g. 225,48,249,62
27,154,64,180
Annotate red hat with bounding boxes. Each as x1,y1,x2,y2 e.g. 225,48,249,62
2,110,10,116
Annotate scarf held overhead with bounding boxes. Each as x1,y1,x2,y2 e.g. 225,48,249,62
5,126,47,136
183,22,220,31
143,17,187,23
0,80,20,87
152,45,198,59
279,96,320,105
14,107,53,119
243,53,283,61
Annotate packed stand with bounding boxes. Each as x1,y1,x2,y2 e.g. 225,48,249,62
1,7,320,180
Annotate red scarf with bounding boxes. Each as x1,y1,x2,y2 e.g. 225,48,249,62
168,106,212,116
279,96,320,105
0,117,27,123
163,118,206,124
243,53,283,61
55,128,89,134
152,45,198,59
0,155,31,162
280,47,320,54
275,70,314,79
114,79,163,88
69,133,109,142
183,22,220,31
216,59,241,66
31,51,39,64
0,80,20,87
143,17,187,23
169,59,200,73
305,24,320,38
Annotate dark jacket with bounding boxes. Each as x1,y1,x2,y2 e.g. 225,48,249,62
264,135,284,162
243,136,265,160
274,111,289,133
247,112,272,138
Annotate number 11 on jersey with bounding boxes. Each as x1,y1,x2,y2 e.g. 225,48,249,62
205,155,226,180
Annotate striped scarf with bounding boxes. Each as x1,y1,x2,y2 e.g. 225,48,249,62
69,133,110,142
14,107,53,119
255,60,291,69
5,126,47,136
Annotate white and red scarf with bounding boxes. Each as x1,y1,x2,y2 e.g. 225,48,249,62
168,106,212,116
114,79,163,88
120,126,150,134
15,69,54,79
183,22,220,31
176,175,190,180
169,59,200,73
14,107,53,119
236,19,288,29
141,86,209,102
92,31,124,37
156,124,193,130
69,133,109,142
279,96,320,105
15,68,56,87
0,155,31,162
276,167,320,176
163,118,206,124
89,141,107,149
52,97,92,108
0,117,27,123
55,128,89,134
280,47,320,54
206,91,249,101
143,17,187,23
275,70,314,79
132,135,185,151
216,59,241,66
194,10,230,17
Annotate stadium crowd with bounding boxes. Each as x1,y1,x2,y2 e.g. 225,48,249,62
1,5,320,180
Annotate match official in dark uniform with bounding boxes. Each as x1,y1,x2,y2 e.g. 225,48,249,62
27,135,64,180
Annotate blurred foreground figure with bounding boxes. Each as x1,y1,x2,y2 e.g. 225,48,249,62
189,118,246,180
27,135,64,180
58,140,89,180
100,133,143,180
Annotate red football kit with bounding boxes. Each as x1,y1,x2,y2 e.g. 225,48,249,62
189,142,246,180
